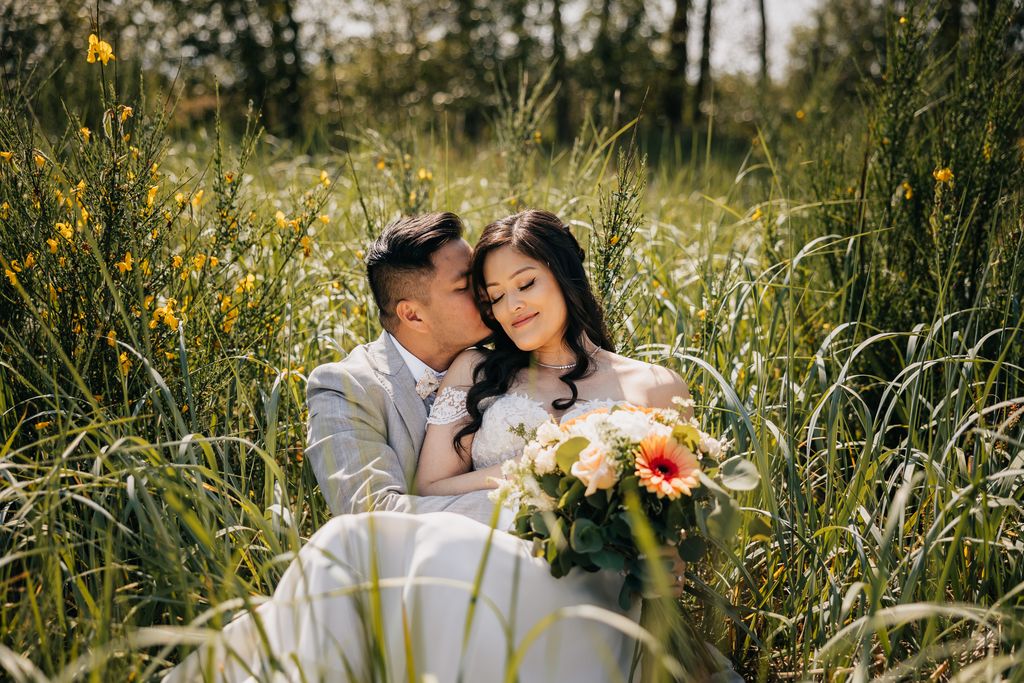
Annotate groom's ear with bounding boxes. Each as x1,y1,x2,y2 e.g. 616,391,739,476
395,299,426,330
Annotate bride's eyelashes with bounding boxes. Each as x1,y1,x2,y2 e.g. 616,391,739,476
488,279,535,305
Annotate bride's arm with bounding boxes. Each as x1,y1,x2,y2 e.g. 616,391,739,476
415,351,506,496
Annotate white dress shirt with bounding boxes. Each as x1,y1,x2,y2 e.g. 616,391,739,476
388,333,446,384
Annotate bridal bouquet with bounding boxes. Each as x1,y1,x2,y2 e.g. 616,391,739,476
492,399,757,607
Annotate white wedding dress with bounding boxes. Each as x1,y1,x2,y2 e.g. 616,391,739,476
166,393,644,683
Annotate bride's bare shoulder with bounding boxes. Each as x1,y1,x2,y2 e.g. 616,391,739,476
443,348,488,387
601,351,689,409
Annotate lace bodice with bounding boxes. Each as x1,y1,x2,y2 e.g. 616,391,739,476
427,390,620,469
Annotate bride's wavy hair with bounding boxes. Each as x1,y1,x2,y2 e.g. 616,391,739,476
453,209,615,457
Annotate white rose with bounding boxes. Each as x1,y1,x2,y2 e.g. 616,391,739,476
699,436,722,458
533,446,557,474
536,420,563,445
570,442,619,496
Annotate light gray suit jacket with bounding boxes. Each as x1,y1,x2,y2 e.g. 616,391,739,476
306,332,494,524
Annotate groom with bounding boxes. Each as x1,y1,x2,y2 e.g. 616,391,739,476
306,212,496,523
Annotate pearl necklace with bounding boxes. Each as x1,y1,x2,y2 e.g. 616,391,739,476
534,347,600,370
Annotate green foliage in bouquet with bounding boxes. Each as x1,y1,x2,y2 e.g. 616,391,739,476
496,401,759,610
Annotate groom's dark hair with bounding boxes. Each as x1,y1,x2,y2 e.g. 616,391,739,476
365,212,465,331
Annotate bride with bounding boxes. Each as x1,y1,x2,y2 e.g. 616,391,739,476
167,210,723,682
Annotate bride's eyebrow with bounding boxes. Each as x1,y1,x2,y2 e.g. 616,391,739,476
485,266,536,287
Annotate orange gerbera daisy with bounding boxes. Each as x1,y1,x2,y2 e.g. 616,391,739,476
635,434,700,499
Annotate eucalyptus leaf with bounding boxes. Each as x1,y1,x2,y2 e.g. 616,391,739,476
706,493,741,539
570,518,603,553
677,536,708,562
719,456,760,491
555,436,590,472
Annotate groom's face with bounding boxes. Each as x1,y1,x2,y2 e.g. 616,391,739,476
418,239,490,352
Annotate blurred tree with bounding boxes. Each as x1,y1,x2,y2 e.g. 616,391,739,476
692,0,713,124
757,0,768,88
550,0,572,142
662,0,690,130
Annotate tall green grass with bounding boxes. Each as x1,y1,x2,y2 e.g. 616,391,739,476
2,8,1023,681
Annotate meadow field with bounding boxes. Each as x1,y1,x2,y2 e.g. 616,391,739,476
2,4,1024,681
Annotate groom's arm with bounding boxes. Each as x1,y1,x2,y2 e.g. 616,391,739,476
306,363,494,522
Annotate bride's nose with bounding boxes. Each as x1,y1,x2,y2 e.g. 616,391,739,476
508,292,525,311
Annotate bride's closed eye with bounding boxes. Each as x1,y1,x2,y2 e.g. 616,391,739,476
489,279,534,305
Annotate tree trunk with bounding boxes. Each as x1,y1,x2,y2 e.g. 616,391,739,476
757,0,768,88
692,0,713,124
662,0,690,129
552,0,572,142
937,0,962,57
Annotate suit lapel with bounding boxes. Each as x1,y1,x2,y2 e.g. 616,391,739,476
367,332,428,450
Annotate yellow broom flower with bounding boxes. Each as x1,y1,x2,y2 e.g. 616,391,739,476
87,34,116,65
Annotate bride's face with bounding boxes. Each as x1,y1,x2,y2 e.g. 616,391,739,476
482,245,568,352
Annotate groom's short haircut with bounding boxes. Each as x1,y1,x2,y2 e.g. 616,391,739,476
365,212,465,331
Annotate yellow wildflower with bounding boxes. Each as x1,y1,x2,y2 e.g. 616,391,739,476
795,110,806,121
58,257,66,267
224,172,234,184
902,181,913,200
319,215,330,224
696,309,708,321
409,190,417,203
751,208,764,221
0,151,12,162
275,210,287,228
609,235,620,245
320,170,331,187
150,228,159,240
193,254,206,269
47,238,58,253
222,309,238,333
140,258,151,277
219,294,233,313
0,202,8,219
151,163,159,177
57,222,73,240
120,106,134,123
933,167,954,184
80,127,91,143
118,352,132,374
171,254,183,268
191,189,204,206
116,251,133,274
81,207,89,223
48,283,57,303
34,153,46,169
87,34,115,65
144,295,154,309
235,273,256,293
147,185,158,207
174,192,185,204
899,16,908,25
417,168,433,181
209,256,219,267
23,253,36,268
300,235,313,257
35,421,52,430
533,130,542,144
4,269,16,285
376,159,386,171
106,329,117,347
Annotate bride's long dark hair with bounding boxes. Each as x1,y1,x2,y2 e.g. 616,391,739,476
453,209,615,457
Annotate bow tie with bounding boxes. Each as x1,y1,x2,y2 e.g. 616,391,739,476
415,370,442,400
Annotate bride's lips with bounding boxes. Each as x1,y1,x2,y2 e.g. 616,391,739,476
511,312,538,328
